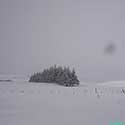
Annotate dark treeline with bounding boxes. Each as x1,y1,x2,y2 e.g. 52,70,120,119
29,65,79,87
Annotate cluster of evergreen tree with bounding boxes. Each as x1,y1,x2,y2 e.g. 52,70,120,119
29,65,79,86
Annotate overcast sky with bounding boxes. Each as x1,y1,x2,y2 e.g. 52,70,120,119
1,0,125,82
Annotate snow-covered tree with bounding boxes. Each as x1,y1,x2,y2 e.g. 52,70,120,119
29,65,79,86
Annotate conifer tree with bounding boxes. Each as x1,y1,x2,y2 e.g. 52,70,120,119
29,65,79,86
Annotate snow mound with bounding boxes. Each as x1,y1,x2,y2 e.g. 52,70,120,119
0,74,29,82
99,81,125,87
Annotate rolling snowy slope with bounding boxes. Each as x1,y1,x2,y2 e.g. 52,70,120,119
0,80,125,125
99,81,125,87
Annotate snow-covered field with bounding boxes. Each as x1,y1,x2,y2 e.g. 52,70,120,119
0,76,125,125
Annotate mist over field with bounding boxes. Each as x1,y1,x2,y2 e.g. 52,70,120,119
0,0,125,125
1,0,125,82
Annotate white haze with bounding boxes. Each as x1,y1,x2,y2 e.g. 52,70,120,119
1,0,125,82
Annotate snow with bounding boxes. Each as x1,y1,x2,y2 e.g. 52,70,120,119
0,76,125,125
98,81,125,87
0,74,29,82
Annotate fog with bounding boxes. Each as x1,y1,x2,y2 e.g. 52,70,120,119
1,0,125,82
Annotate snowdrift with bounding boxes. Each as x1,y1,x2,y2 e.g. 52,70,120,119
99,81,125,87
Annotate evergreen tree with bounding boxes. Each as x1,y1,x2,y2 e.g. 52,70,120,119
29,65,80,86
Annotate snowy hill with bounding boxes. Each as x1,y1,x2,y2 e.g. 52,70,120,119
98,81,125,87
0,74,29,82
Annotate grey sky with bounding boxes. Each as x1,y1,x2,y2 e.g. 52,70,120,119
1,0,125,82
